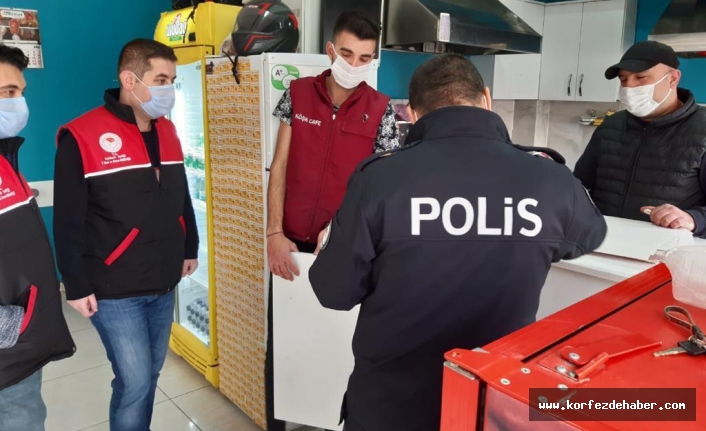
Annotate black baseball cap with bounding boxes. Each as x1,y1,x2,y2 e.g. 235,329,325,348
604,41,680,80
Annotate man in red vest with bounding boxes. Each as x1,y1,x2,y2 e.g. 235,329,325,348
53,39,199,431
264,11,399,431
0,44,75,431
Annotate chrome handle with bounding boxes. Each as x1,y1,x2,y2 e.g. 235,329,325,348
568,74,573,96
579,74,584,97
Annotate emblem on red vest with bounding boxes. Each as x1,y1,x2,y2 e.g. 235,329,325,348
99,133,123,154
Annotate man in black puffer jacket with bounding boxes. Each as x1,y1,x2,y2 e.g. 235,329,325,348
0,45,75,431
574,41,706,238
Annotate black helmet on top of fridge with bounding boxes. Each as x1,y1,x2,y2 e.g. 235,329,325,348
231,0,299,56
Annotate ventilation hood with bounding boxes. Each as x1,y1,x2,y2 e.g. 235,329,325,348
648,0,706,58
383,0,542,55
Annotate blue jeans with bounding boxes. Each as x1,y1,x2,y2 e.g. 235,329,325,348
0,369,46,431
91,290,175,431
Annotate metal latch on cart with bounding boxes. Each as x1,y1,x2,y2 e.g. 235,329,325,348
538,333,661,383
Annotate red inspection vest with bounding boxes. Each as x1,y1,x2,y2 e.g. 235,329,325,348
0,140,75,390
58,107,188,299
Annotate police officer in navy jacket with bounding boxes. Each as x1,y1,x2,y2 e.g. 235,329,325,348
0,44,75,431
53,39,199,431
309,54,608,431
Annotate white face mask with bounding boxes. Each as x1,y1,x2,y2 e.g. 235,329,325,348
132,74,176,119
0,97,29,139
330,45,371,89
618,73,672,118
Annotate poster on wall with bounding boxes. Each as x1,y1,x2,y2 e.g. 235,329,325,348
0,7,42,68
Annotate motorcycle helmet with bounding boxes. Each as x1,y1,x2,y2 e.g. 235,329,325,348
232,0,299,56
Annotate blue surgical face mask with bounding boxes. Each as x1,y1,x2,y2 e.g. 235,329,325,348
132,74,175,119
0,97,29,139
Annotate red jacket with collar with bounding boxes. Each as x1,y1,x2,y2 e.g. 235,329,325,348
285,70,389,243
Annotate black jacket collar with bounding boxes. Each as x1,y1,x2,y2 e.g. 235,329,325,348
406,106,512,146
0,137,24,173
104,88,155,127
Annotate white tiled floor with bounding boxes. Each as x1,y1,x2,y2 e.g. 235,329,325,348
42,296,321,431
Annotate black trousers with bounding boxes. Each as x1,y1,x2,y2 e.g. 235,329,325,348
265,240,319,431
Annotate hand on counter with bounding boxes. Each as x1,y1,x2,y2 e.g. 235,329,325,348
641,204,695,232
268,233,300,281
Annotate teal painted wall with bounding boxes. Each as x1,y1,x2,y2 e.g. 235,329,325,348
17,0,169,247
377,0,706,103
377,50,435,100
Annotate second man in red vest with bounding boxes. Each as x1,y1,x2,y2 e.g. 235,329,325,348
53,39,199,431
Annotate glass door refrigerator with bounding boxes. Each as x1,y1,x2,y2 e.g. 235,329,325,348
154,1,242,388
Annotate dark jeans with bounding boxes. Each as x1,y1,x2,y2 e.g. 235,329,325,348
91,290,175,431
0,370,45,431
266,240,329,431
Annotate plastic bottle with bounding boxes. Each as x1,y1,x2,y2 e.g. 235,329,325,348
663,246,706,310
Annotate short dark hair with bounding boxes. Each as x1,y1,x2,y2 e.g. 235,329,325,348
118,38,178,79
333,11,380,42
0,44,29,71
409,54,485,114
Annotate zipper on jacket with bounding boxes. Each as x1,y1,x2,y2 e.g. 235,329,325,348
306,107,337,242
137,124,162,193
620,125,650,217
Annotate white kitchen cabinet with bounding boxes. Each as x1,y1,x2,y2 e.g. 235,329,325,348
538,3,583,101
576,0,637,102
539,0,636,102
472,0,546,100
470,54,543,100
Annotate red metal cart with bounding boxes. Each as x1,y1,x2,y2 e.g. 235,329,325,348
441,264,704,430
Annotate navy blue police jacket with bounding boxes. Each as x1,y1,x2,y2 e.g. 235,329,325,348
309,106,608,431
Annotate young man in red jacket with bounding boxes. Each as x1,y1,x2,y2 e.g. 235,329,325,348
264,11,399,431
53,39,198,431
0,45,75,431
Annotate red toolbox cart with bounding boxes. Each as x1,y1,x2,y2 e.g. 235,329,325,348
441,264,704,430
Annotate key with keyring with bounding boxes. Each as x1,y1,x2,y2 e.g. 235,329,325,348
654,306,706,357
654,337,706,357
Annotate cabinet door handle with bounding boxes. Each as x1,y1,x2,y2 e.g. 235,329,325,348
568,74,573,96
579,74,584,97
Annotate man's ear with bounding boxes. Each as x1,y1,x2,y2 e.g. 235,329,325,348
670,69,682,88
326,41,335,63
406,104,417,124
483,87,492,111
119,70,137,91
